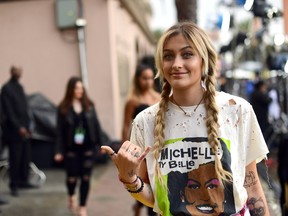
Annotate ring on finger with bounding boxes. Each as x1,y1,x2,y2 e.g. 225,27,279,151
110,152,116,156
134,152,140,158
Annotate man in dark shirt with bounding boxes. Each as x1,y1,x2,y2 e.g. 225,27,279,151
250,80,272,138
1,66,31,196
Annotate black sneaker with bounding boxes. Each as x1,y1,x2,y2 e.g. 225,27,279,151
0,197,9,205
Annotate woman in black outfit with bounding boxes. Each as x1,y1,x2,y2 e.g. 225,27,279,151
122,64,160,216
55,77,102,216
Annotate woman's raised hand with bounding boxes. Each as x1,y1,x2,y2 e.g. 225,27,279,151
101,141,151,183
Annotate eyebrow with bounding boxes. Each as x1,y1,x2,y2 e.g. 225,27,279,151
163,45,192,52
205,178,220,186
187,178,201,185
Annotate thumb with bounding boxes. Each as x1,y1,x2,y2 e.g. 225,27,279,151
101,145,115,156
138,146,152,161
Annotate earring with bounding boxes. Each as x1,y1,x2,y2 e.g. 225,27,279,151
201,80,207,91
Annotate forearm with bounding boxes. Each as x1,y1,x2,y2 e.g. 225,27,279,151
246,186,269,216
244,162,270,216
130,182,154,208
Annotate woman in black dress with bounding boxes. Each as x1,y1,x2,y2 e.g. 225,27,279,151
55,77,102,216
122,64,160,216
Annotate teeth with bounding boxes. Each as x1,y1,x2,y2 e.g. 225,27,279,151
198,206,213,211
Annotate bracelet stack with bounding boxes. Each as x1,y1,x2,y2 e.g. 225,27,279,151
119,175,144,194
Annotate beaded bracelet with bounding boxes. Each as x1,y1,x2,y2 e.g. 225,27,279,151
118,175,138,185
126,176,144,194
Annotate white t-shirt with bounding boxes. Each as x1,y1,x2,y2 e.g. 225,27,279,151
130,92,269,216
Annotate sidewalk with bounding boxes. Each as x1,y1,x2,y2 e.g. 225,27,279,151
0,162,135,216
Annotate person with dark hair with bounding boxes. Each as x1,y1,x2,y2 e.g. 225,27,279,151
54,77,102,216
140,55,162,93
122,64,160,142
250,80,272,137
122,64,160,215
1,66,31,197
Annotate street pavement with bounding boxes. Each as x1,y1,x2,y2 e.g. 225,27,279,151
0,162,135,216
0,160,283,216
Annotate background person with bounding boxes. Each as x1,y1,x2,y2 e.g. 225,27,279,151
250,80,272,138
1,66,31,197
54,77,103,216
102,22,270,215
122,64,160,216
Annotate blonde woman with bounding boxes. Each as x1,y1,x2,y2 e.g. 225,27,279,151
102,22,269,216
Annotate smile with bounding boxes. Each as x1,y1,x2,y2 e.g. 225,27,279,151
195,204,216,214
171,72,188,76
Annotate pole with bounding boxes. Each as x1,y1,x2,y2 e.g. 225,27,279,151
76,0,88,89
77,27,89,89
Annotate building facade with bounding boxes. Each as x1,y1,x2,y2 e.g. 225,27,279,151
0,0,155,139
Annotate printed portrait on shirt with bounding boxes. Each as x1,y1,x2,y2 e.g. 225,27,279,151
160,137,236,216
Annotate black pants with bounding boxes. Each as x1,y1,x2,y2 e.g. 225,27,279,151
8,138,30,190
65,145,94,206
136,201,157,216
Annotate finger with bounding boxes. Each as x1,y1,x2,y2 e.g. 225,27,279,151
118,141,131,154
138,146,152,161
101,146,116,158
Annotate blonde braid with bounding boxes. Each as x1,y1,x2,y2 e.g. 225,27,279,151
153,80,171,186
204,56,233,185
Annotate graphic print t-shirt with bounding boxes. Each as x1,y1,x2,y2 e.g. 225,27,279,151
130,92,269,216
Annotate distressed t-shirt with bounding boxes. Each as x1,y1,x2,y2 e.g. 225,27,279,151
130,92,269,216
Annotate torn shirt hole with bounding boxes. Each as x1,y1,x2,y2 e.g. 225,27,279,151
228,99,236,105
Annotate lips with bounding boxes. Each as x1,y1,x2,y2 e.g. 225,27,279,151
196,204,216,214
171,72,188,77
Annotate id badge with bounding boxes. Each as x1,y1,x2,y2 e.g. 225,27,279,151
74,132,85,145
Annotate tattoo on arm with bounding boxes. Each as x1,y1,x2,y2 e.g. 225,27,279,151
247,197,266,216
244,171,258,188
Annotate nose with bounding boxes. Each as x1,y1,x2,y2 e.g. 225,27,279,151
199,191,210,202
172,55,183,70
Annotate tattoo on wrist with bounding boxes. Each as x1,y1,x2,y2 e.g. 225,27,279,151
244,171,258,188
128,170,135,178
247,197,266,216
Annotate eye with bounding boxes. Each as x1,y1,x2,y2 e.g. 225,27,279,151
187,185,200,190
182,52,193,59
163,53,174,61
206,184,218,189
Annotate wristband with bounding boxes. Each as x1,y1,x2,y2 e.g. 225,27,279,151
126,176,144,194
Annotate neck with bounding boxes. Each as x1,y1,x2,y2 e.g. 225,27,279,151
11,76,19,82
73,98,81,103
139,88,151,95
172,86,204,106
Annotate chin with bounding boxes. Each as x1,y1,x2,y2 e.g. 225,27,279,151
170,82,190,90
